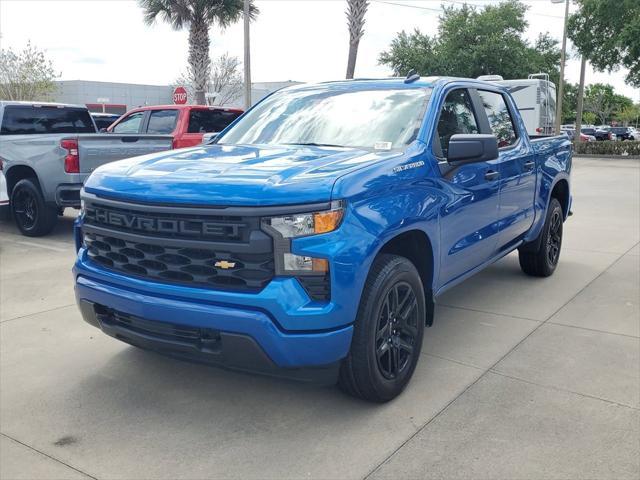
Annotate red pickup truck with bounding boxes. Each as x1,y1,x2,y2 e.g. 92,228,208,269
106,105,243,149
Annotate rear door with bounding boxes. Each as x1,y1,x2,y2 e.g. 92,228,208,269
435,88,501,286
475,89,537,251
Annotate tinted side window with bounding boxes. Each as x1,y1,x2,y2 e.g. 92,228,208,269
188,110,241,134
92,116,119,130
0,106,95,135
477,90,518,148
112,112,145,134
146,109,178,134
436,89,479,156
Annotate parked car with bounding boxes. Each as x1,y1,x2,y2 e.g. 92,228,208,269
593,127,615,141
609,126,636,141
564,129,595,142
579,128,598,142
629,127,638,140
0,101,174,236
107,105,243,149
91,112,121,131
74,77,572,402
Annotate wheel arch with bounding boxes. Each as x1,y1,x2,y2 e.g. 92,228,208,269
376,229,435,326
5,164,40,197
550,177,570,219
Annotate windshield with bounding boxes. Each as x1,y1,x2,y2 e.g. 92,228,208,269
219,86,431,149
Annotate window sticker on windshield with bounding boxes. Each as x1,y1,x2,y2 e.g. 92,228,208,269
374,141,392,151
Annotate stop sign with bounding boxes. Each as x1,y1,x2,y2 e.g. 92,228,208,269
173,86,187,105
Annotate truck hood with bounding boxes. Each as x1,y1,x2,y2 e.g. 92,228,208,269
84,143,400,205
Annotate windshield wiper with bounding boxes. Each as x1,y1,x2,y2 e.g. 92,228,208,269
283,142,346,148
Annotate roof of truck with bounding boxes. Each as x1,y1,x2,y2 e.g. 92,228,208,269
0,100,88,110
0,100,88,109
280,76,507,92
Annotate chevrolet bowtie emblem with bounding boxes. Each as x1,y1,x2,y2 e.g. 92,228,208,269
214,260,236,269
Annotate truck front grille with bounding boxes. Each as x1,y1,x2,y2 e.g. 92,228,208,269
84,232,274,291
81,199,275,292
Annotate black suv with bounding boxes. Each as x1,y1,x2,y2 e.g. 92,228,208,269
609,126,635,141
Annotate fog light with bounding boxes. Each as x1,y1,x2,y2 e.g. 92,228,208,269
283,253,328,272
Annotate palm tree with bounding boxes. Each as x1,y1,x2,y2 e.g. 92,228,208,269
345,0,369,79
139,0,257,105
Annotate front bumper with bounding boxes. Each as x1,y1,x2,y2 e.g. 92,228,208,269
74,258,353,381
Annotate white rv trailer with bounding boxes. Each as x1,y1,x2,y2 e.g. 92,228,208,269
477,73,557,136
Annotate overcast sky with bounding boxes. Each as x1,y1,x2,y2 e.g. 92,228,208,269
1,0,638,102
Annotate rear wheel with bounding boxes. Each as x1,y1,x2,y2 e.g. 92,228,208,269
339,254,425,402
518,197,563,277
10,178,57,237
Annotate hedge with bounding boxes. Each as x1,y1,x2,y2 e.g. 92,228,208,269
575,140,640,156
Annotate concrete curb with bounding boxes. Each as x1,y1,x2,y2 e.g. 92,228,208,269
573,154,640,160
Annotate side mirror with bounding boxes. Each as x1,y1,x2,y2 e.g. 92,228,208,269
447,134,499,165
99,128,108,133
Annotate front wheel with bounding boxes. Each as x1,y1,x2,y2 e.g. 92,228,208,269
339,254,425,402
518,197,563,277
10,178,58,237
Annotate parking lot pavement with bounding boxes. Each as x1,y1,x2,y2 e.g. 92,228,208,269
1,157,638,480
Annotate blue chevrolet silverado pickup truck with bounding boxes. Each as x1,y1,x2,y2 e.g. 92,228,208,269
73,76,571,402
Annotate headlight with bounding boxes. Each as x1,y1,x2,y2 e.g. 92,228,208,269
266,201,344,238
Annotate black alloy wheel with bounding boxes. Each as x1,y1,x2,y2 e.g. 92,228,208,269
375,281,419,380
10,178,58,237
546,208,562,266
339,254,426,402
12,187,38,230
518,197,563,277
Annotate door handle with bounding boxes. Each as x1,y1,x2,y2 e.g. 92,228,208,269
484,170,500,181
524,160,535,171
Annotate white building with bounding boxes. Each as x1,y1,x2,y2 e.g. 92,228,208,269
53,80,302,113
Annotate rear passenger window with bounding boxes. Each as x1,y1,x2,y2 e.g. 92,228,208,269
188,110,241,134
477,90,518,148
435,89,480,157
146,109,178,134
0,105,95,135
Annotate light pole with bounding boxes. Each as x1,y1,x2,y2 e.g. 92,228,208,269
243,0,252,110
574,56,586,147
553,0,570,134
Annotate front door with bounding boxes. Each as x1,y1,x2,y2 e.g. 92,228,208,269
435,88,501,288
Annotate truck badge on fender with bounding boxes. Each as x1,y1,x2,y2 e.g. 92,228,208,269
393,160,425,173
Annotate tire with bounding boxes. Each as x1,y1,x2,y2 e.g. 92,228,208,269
10,178,58,237
518,197,563,277
339,254,426,402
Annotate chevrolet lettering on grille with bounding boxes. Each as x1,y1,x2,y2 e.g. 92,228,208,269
87,207,242,239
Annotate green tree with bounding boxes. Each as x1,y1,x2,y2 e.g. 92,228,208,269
0,41,58,101
379,1,560,83
568,0,640,88
582,111,596,125
345,0,369,79
615,104,640,126
139,0,257,105
584,83,634,124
